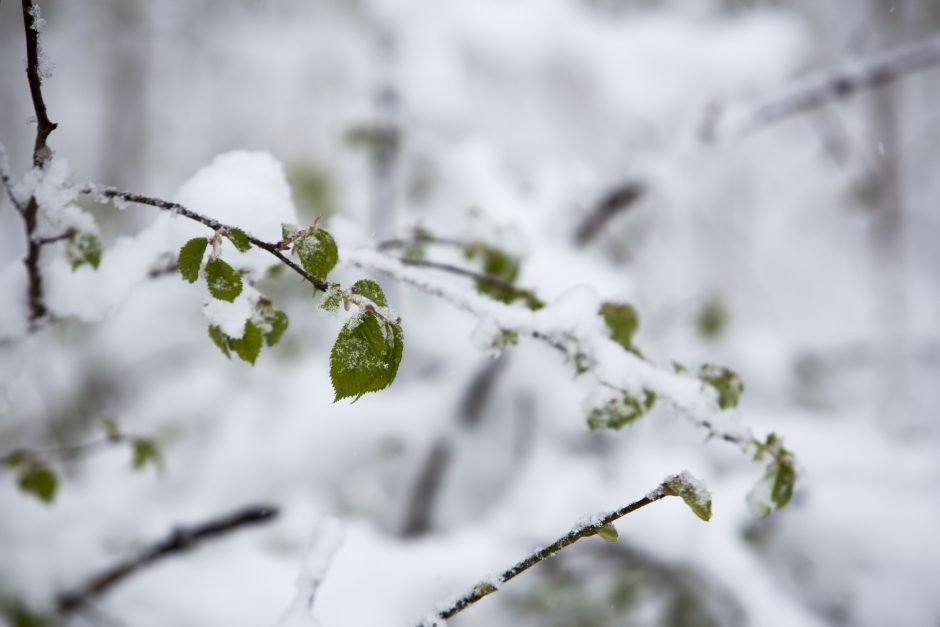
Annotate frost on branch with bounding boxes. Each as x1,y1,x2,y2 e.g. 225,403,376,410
272,518,344,627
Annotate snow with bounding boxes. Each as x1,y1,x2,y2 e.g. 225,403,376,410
272,517,344,627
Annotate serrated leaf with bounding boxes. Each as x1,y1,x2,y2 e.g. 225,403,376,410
350,279,388,307
208,325,231,358
228,320,263,365
330,312,404,402
264,310,289,347
699,364,744,409
596,523,619,542
18,464,58,504
131,438,162,471
664,473,712,522
178,238,208,283
599,302,639,353
67,232,102,271
225,228,252,252
321,288,344,312
205,258,243,302
296,228,338,280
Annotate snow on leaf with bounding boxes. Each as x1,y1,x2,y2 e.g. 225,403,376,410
66,232,102,271
664,470,712,522
330,311,403,402
225,227,252,252
228,320,263,365
350,279,388,307
296,228,338,280
599,301,639,353
205,258,243,302
596,523,619,542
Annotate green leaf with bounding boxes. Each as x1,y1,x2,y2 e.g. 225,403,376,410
131,438,162,471
208,325,231,358
771,460,797,510
225,228,252,252
464,243,520,303
295,228,338,280
330,312,404,402
698,364,744,409
599,302,639,353
228,320,263,365
664,472,712,522
1,598,52,627
696,295,728,340
281,223,300,243
18,464,58,504
67,232,102,271
178,238,209,283
587,388,656,430
320,288,344,312
263,310,289,347
205,258,243,302
596,523,619,542
350,279,388,307
3,449,32,469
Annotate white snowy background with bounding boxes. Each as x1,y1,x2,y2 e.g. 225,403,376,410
1,1,938,626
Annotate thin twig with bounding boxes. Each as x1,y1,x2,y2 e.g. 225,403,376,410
420,480,674,624
79,185,330,291
18,0,59,321
710,33,940,141
56,504,279,616
574,180,646,246
397,258,531,301
34,228,76,246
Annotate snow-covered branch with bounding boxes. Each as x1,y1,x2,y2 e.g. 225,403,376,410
709,33,940,141
79,185,331,291
272,518,344,627
419,472,710,625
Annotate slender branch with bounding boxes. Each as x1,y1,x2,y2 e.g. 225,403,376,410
421,479,675,624
710,33,940,141
398,258,533,301
34,228,76,246
574,180,646,246
56,504,279,616
79,185,330,291
17,0,58,321
376,236,467,251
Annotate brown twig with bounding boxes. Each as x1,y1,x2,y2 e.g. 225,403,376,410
80,185,330,291
18,0,59,321
56,505,279,616
420,481,672,625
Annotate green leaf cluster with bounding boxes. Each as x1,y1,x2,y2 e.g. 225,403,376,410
178,236,245,301
66,231,102,271
3,450,57,504
330,286,403,402
600,301,640,354
207,301,289,365
587,388,656,430
698,364,744,409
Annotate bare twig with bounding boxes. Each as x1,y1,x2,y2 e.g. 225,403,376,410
79,185,330,291
710,33,940,141
56,504,279,616
34,228,76,246
397,258,533,302
574,180,646,246
18,0,59,321
420,478,678,625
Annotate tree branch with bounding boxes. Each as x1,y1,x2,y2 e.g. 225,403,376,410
56,504,279,616
79,185,330,291
17,0,59,322
710,33,940,141
420,477,682,625
397,258,535,302
574,180,646,246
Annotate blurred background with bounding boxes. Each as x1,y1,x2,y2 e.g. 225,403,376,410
1,0,939,625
